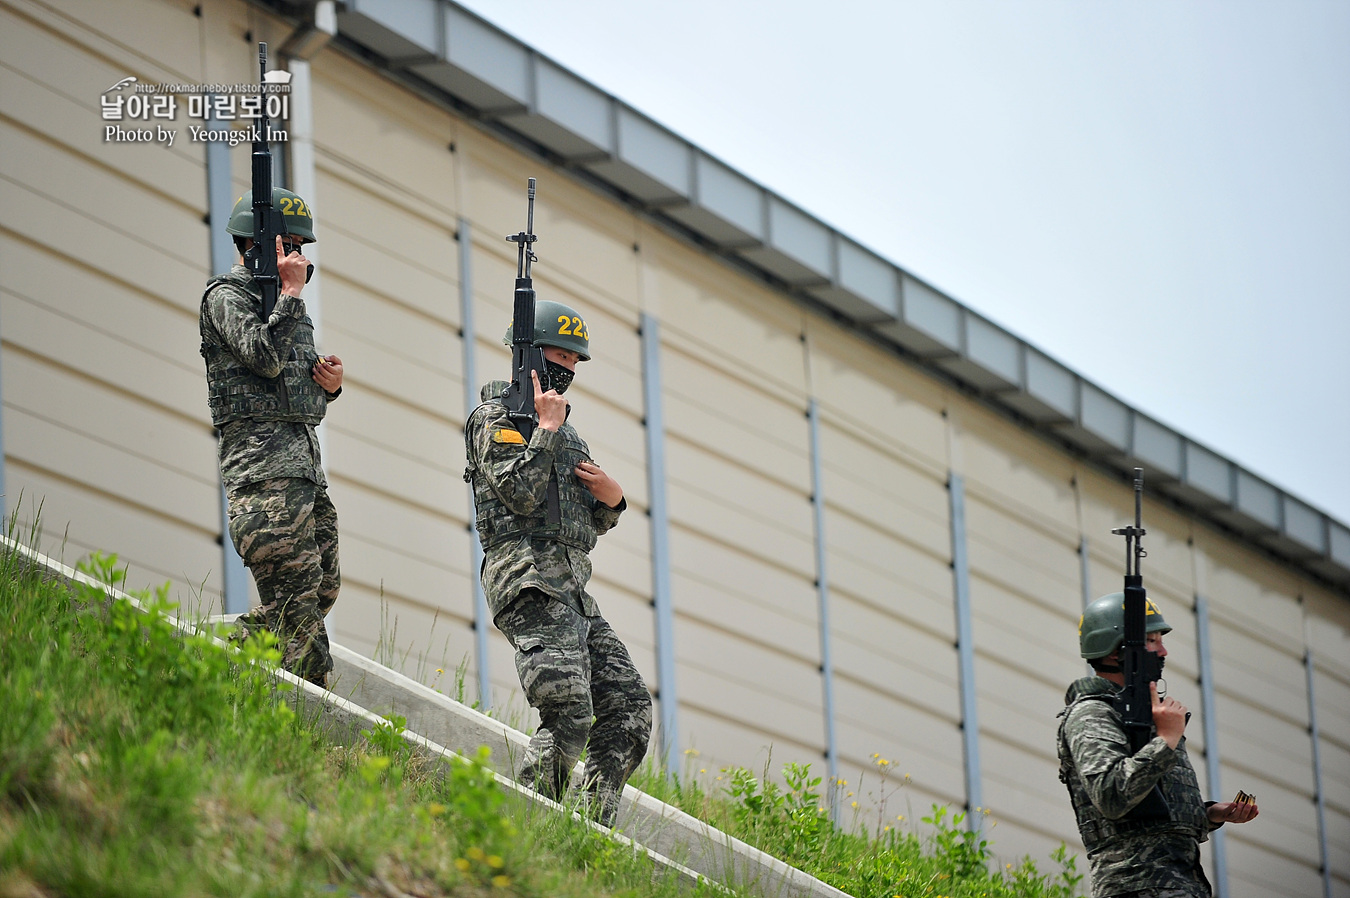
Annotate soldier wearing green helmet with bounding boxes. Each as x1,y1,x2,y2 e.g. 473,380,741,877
465,299,651,828
1057,593,1259,896
1078,591,1172,664
226,186,318,246
200,187,345,688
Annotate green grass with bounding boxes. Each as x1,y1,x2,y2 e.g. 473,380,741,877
0,542,726,898
628,757,1085,898
625,741,1084,896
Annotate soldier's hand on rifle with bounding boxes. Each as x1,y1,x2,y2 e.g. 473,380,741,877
532,370,568,432
312,354,343,394
277,235,310,298
576,460,623,508
1151,682,1188,749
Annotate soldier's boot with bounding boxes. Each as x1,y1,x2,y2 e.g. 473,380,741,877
519,730,571,802
521,707,595,805
582,772,623,828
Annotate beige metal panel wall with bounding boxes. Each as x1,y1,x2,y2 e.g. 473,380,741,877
956,410,1093,861
1198,536,1324,897
0,0,227,607
305,48,487,696
804,324,965,820
638,230,826,775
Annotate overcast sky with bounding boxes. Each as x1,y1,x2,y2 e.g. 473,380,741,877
453,0,1350,525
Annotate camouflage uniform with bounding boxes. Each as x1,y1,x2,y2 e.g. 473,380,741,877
1058,676,1222,897
201,265,340,685
465,380,652,826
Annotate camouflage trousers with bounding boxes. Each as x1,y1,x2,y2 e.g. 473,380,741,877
495,589,652,827
227,477,340,686
1111,888,1209,898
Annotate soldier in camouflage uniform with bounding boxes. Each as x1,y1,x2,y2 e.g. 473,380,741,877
464,300,652,827
201,188,343,687
1057,593,1259,897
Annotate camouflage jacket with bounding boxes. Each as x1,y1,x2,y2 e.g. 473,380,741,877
200,266,333,489
1058,676,1220,897
464,381,625,620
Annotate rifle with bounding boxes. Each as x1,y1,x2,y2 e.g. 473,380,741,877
242,41,310,320
498,178,560,525
499,178,548,442
1111,467,1171,819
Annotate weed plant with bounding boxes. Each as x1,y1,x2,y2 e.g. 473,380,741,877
0,543,727,898
629,754,1085,898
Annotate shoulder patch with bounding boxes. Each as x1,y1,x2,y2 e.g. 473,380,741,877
491,428,525,445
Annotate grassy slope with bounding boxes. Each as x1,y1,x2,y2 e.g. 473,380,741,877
0,542,1084,897
0,548,723,898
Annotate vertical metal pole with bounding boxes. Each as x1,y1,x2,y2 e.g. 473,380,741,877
948,473,983,830
1079,536,1091,609
1195,592,1227,896
641,313,678,773
1305,649,1333,898
1080,535,1096,675
205,97,250,615
458,219,491,711
806,399,840,822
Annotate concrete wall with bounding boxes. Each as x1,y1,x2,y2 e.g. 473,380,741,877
0,1,1346,893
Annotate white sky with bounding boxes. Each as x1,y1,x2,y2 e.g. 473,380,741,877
453,0,1350,525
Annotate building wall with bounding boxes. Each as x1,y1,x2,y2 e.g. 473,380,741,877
0,0,1346,893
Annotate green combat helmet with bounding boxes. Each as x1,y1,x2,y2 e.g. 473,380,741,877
1079,591,1171,659
225,188,317,243
503,299,591,361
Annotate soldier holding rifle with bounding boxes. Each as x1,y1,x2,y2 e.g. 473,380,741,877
464,179,651,828
1058,470,1257,897
201,44,343,686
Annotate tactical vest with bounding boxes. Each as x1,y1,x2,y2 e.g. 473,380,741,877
465,394,598,553
200,268,327,427
1057,689,1209,851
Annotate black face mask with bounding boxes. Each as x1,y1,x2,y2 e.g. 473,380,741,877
544,360,575,394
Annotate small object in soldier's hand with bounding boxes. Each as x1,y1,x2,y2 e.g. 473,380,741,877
1234,789,1254,805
